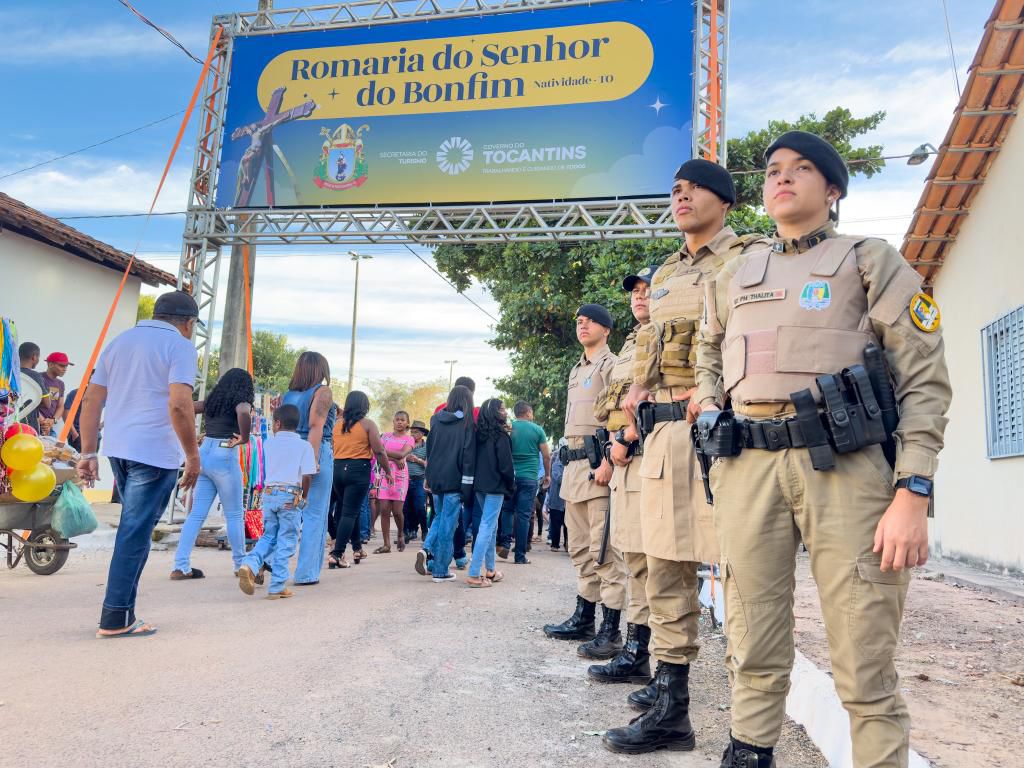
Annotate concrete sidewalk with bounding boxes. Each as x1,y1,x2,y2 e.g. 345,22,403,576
0,537,826,768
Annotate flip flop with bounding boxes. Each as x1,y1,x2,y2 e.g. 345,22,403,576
96,620,157,639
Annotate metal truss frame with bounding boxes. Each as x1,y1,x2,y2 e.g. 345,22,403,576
177,0,728,251
694,0,728,164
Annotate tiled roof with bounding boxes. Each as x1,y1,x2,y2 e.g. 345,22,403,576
0,192,176,287
901,0,1024,286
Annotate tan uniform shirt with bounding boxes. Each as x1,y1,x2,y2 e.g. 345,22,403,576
599,326,647,553
695,223,952,480
596,324,645,430
634,226,769,398
561,344,616,503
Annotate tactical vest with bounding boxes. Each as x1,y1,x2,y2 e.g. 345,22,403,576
597,328,643,430
637,234,761,391
723,236,880,406
564,346,614,437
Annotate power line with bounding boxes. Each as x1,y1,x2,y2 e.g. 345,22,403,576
939,0,962,99
402,243,499,323
117,0,203,65
0,110,187,181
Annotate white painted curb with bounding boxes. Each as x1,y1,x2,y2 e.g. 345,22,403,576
786,649,930,767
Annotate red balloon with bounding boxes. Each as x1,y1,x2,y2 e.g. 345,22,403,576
4,423,37,439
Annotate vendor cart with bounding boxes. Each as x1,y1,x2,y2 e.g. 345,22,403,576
0,491,76,575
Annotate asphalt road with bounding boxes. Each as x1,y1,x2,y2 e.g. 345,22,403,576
0,536,819,768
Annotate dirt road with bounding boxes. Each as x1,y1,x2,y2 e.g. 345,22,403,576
0,538,826,768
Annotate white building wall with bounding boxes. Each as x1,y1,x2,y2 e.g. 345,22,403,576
1,231,146,492
931,116,1024,573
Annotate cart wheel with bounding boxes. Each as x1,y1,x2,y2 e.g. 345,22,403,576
24,527,70,575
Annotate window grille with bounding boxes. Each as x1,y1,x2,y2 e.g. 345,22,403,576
982,305,1024,459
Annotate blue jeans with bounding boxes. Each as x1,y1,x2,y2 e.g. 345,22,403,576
469,492,502,578
429,493,462,577
294,441,333,584
173,438,245,573
240,488,299,593
404,475,427,536
359,490,371,540
100,459,180,630
512,478,538,562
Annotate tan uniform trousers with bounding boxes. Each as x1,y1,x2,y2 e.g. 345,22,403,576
711,444,911,768
645,557,701,664
611,460,649,626
622,550,650,626
565,495,628,610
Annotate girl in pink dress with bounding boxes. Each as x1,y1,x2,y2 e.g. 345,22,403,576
374,411,415,553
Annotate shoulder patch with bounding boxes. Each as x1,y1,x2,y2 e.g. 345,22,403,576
909,292,941,333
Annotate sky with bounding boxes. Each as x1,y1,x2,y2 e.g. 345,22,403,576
0,0,991,401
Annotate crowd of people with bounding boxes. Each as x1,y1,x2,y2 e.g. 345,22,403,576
68,131,951,768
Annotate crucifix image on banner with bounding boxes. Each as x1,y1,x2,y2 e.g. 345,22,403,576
230,86,317,207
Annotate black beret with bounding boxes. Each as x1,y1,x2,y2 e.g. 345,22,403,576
622,264,660,291
576,303,614,330
764,130,849,199
673,158,736,205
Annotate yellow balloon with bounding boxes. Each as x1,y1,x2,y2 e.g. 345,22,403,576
1,433,44,472
10,463,57,503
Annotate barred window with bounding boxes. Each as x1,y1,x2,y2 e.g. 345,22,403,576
982,305,1024,459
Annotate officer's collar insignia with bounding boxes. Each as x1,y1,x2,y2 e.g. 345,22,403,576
909,292,941,332
773,228,832,254
772,242,786,253
652,287,669,299
799,280,832,311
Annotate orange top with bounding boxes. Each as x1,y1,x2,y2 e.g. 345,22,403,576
332,419,372,459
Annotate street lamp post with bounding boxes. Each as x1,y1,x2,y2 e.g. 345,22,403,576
445,359,458,391
347,252,373,393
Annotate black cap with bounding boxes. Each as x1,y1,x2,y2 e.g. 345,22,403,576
622,264,660,291
764,130,849,199
576,303,614,330
673,158,736,205
153,290,200,318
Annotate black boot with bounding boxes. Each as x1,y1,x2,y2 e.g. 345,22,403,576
543,595,596,641
719,737,775,767
577,605,623,659
626,660,665,712
602,662,696,754
587,623,650,683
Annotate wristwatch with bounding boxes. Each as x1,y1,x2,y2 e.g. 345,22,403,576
614,428,632,448
895,475,933,498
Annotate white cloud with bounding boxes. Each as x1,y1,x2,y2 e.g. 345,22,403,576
0,158,191,214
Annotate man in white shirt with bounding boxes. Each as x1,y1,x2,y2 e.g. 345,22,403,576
78,290,201,638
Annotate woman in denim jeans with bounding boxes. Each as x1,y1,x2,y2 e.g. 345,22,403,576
466,398,514,588
171,368,255,579
418,385,475,583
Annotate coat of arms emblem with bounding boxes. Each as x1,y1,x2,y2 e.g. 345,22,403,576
314,123,369,190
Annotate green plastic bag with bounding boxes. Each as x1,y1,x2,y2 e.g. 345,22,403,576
52,482,98,539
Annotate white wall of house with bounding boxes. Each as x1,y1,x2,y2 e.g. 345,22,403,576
931,116,1024,573
1,230,145,492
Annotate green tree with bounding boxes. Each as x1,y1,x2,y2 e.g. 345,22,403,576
434,107,887,437
366,377,449,425
137,294,155,322
205,331,304,395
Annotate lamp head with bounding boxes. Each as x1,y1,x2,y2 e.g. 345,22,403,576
907,143,938,166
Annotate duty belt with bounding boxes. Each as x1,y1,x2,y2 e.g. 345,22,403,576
637,399,689,444
737,416,808,450
561,446,589,463
650,401,689,424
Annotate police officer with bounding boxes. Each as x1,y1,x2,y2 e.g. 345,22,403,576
694,132,951,768
544,304,628,658
602,160,768,755
588,267,658,683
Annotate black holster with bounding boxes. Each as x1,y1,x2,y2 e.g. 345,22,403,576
636,401,656,444
583,434,604,470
